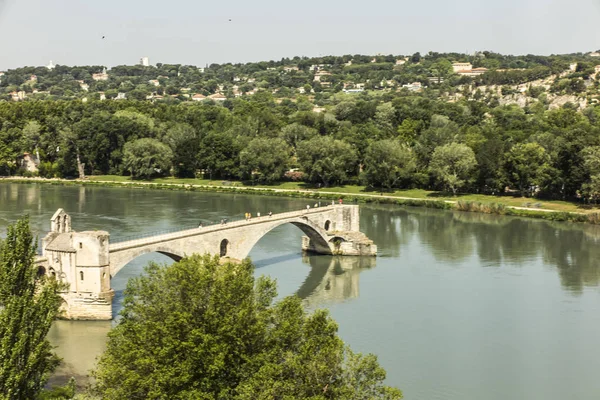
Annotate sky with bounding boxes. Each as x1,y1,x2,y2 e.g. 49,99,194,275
0,0,599,70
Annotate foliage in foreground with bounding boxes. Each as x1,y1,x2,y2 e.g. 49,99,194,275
0,217,64,400
93,254,402,399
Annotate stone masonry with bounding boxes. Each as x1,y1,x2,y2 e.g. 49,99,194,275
38,205,376,320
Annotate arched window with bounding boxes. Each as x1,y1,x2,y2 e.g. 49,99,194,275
80,271,84,281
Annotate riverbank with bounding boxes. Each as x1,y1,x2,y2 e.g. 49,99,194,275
2,176,599,225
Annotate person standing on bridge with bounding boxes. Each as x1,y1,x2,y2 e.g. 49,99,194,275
306,204,310,212
257,212,261,217
268,211,272,217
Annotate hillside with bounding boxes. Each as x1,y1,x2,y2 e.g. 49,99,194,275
2,51,600,204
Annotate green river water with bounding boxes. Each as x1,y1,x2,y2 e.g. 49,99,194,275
1,182,599,400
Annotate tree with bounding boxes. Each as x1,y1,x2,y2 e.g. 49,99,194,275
93,255,402,399
363,140,416,190
165,124,199,178
504,142,551,197
197,131,243,180
415,115,459,167
22,121,42,162
429,143,478,195
581,146,600,202
122,138,173,179
278,123,317,151
0,218,64,399
239,138,291,183
297,136,358,186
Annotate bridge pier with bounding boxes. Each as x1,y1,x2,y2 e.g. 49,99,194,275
39,205,376,320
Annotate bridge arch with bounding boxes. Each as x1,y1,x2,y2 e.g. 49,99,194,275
234,217,333,260
110,246,184,277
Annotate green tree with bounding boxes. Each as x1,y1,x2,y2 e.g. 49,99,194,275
297,136,358,186
239,137,291,183
415,115,459,167
504,142,551,197
165,124,199,178
429,143,478,195
0,218,64,400
22,121,42,161
581,146,600,201
363,140,416,190
93,255,402,400
122,138,173,179
278,123,317,151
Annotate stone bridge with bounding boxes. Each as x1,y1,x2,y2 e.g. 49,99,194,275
37,205,376,320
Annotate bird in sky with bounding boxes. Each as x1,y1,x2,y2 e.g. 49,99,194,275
102,36,105,39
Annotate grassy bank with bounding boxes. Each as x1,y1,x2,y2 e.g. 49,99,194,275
3,176,600,225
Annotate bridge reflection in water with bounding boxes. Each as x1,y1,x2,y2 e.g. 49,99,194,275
298,255,376,307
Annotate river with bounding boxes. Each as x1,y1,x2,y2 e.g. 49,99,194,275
1,182,600,400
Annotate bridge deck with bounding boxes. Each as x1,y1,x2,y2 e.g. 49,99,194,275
109,205,337,253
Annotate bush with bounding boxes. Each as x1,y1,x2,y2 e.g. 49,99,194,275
38,162,60,178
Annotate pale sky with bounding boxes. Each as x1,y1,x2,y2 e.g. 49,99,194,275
0,0,599,70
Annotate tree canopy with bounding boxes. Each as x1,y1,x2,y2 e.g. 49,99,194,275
0,218,64,400
93,254,402,400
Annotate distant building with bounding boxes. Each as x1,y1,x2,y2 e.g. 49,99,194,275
590,52,600,57
18,153,39,173
29,75,38,82
192,93,206,101
140,57,149,67
77,80,89,91
283,66,299,72
46,60,56,70
395,59,406,66
148,79,160,87
313,70,331,82
452,62,473,73
208,93,227,101
402,82,423,92
343,88,364,94
312,106,326,113
114,92,127,100
457,67,488,77
92,68,109,81
10,91,26,101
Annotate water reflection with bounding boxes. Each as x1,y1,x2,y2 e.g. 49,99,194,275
362,205,600,294
297,255,376,307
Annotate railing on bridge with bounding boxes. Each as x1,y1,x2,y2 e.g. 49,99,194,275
109,204,336,247
110,215,247,244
